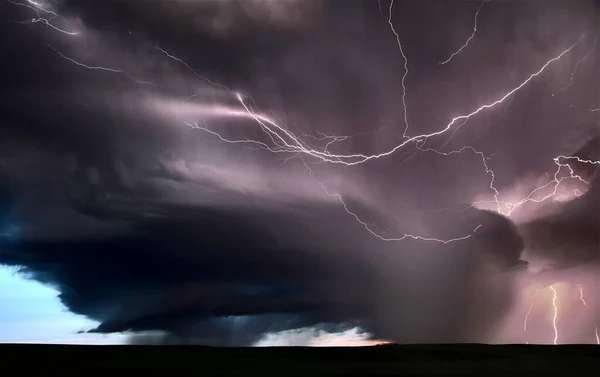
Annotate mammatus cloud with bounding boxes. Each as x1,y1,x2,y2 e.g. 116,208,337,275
0,0,598,345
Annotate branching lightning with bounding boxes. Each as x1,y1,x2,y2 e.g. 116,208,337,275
524,284,600,345
6,0,592,246
152,34,589,241
299,130,366,154
166,32,589,235
438,0,487,65
473,154,600,216
232,34,586,166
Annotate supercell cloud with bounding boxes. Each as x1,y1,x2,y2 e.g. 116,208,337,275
0,0,598,345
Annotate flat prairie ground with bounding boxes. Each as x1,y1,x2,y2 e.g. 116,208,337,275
2,344,599,376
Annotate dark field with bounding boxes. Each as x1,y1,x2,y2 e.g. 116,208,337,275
2,343,600,376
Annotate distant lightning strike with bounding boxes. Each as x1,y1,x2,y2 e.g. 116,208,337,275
578,284,586,306
550,285,559,345
526,285,597,345
523,289,539,334
576,285,600,345
438,0,486,65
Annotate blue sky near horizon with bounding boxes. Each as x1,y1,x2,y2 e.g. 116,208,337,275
0,267,127,344
0,218,123,344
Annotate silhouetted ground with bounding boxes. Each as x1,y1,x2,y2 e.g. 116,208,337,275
2,343,599,376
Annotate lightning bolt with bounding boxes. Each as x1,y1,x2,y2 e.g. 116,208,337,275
8,0,56,16
524,288,540,334
47,45,157,86
154,46,232,92
300,131,358,153
578,284,587,306
550,285,559,345
386,0,411,138
415,145,502,213
24,0,56,16
557,37,598,92
377,0,385,19
15,0,584,173
233,34,586,166
7,0,592,248
576,285,600,345
440,92,515,151
184,121,286,155
472,154,600,216
177,34,588,234
6,0,79,36
300,157,482,244
16,16,79,36
438,0,487,65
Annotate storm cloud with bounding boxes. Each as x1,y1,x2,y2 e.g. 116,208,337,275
0,0,598,345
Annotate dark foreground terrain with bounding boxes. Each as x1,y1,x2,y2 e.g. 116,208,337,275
2,343,600,376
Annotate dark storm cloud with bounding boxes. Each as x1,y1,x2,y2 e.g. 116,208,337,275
0,0,598,345
0,180,524,344
56,0,325,38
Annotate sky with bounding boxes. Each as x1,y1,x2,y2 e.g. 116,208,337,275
0,0,598,346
